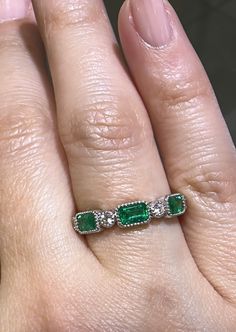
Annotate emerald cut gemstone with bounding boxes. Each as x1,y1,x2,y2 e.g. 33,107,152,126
75,212,100,234
117,202,150,227
167,194,185,216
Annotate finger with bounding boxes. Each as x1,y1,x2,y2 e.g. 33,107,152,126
23,2,232,329
0,3,94,292
30,0,196,276
119,0,236,300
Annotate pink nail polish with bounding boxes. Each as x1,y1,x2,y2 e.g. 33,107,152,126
130,0,172,47
0,0,30,22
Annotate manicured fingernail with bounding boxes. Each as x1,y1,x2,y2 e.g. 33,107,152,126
0,0,30,22
130,0,172,47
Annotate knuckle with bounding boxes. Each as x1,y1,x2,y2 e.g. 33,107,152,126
0,23,43,63
44,0,102,35
154,62,213,114
178,162,236,206
61,100,148,156
0,28,23,53
0,104,53,159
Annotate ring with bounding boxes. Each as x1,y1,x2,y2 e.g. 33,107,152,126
73,193,187,235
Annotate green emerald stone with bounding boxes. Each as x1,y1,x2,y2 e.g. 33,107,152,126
168,194,185,216
117,202,149,227
76,212,99,233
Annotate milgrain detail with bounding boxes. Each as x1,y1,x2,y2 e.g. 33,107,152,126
73,193,187,234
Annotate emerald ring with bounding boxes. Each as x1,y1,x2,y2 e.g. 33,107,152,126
73,193,187,235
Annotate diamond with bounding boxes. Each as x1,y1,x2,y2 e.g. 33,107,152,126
149,200,165,218
166,194,186,217
116,201,150,228
74,211,101,234
98,211,116,228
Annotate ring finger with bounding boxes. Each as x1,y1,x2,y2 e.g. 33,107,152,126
30,0,194,275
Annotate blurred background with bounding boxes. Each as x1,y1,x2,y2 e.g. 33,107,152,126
104,0,236,144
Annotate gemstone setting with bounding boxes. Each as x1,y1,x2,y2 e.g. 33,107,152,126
149,200,165,218
165,194,186,217
73,193,187,235
73,211,101,234
116,201,150,228
97,211,116,228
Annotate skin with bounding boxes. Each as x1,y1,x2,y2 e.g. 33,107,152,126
0,0,236,331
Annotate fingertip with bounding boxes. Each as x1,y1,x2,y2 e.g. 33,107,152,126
118,0,192,54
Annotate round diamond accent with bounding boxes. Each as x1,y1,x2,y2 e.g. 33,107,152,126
98,211,116,228
149,201,165,218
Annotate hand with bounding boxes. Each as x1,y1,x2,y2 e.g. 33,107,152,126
0,0,235,331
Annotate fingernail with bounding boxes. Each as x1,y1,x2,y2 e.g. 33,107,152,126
0,0,30,22
130,0,172,47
